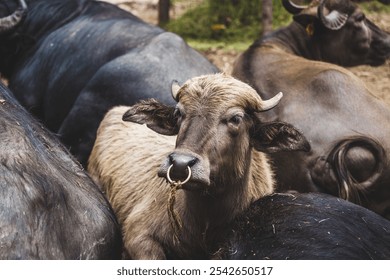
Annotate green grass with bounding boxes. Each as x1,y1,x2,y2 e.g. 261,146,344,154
165,0,291,44
185,39,253,52
361,2,390,13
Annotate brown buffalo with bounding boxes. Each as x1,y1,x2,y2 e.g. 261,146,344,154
232,0,390,219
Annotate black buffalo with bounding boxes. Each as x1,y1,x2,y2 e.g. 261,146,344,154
0,81,122,259
218,192,390,260
232,0,390,219
0,0,219,166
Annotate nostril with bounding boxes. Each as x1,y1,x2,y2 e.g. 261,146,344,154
168,152,198,180
168,154,175,164
188,158,197,167
169,153,197,168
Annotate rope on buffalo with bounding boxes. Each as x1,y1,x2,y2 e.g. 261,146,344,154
166,165,192,244
168,182,183,244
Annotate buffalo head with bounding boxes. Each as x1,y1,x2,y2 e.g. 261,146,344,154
122,74,310,194
282,0,390,66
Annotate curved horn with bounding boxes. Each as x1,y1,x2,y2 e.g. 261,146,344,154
0,0,27,34
171,80,181,101
282,0,307,15
261,92,283,111
318,0,349,30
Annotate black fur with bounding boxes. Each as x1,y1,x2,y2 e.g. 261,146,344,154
219,192,390,260
0,82,122,259
0,0,218,166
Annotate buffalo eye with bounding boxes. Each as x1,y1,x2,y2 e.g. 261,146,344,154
227,113,245,135
356,13,365,22
173,107,181,118
173,107,184,125
173,107,184,120
229,115,243,126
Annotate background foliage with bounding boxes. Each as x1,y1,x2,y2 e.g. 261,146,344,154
166,0,390,45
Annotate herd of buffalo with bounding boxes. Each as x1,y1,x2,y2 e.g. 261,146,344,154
0,0,389,259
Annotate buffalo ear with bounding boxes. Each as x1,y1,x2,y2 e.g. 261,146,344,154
251,121,311,153
292,6,318,28
293,14,317,28
122,98,179,136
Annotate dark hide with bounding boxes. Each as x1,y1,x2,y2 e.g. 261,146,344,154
0,0,219,166
277,0,390,67
232,0,390,219
219,192,390,260
0,82,122,259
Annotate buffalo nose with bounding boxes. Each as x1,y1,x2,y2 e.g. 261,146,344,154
168,153,197,181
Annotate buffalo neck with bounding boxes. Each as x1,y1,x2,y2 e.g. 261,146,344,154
178,178,252,257
180,150,273,243
260,22,322,61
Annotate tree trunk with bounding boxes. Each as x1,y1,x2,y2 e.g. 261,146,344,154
261,0,273,36
158,0,170,26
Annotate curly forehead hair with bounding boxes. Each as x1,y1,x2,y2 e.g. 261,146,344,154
176,73,265,112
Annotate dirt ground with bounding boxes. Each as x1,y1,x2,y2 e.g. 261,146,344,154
107,0,390,103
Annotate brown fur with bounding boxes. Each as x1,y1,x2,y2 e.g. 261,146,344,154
231,5,390,218
88,106,273,259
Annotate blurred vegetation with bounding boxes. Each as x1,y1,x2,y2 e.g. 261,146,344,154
166,0,291,44
360,1,390,12
166,0,390,51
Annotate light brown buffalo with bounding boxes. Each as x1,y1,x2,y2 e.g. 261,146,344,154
88,73,309,259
